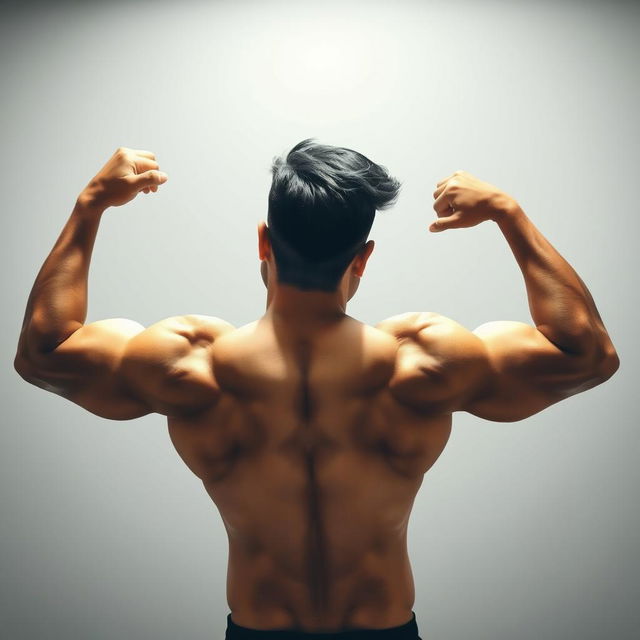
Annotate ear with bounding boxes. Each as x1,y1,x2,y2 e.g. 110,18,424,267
352,240,375,277
258,221,271,260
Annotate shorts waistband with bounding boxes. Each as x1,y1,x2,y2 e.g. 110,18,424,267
225,612,421,640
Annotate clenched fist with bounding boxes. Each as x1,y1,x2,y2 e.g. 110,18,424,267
430,170,517,232
78,147,168,210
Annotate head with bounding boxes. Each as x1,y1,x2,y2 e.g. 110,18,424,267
259,138,401,300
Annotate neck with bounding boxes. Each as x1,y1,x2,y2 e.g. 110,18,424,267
265,282,347,323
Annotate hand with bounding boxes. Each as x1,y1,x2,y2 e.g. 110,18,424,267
78,147,168,210
430,170,516,232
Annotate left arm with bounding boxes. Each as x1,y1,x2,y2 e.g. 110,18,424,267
13,147,233,419
15,146,167,357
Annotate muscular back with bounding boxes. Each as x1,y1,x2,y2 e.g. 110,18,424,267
16,308,611,632
167,313,453,631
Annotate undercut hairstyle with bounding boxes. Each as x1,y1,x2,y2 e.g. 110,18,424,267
267,138,401,292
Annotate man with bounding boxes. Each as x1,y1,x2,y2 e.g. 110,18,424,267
14,140,619,640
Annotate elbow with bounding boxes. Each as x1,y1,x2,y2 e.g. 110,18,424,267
14,330,34,380
14,351,34,383
597,349,620,381
582,331,620,383
14,346,42,385
14,330,49,383
588,338,620,383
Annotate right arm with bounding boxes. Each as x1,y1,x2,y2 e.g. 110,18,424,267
392,171,619,422
467,198,618,421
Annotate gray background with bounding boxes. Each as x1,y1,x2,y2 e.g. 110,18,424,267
1,0,638,638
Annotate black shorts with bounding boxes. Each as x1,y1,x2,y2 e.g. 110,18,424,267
224,611,422,640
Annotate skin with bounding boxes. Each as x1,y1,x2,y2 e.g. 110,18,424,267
15,148,619,633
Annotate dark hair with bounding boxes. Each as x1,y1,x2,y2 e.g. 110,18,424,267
267,138,401,292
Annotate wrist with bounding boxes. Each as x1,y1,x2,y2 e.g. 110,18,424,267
489,193,523,224
74,192,107,218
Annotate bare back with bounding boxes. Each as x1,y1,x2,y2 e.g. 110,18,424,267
167,314,451,632
19,306,613,633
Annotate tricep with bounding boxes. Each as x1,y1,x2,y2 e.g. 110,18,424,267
463,320,617,422
15,318,152,420
15,315,235,420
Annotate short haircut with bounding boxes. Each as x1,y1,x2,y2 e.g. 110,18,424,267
267,138,401,292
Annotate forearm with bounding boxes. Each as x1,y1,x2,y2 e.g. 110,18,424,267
493,198,616,360
17,196,106,358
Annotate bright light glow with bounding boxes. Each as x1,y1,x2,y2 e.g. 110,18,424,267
270,29,374,99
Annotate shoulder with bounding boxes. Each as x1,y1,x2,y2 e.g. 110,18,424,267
125,314,236,354
120,314,237,416
123,314,238,373
375,311,453,332
375,311,489,412
375,311,479,348
146,314,237,340
376,310,485,360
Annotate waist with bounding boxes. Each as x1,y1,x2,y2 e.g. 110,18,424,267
226,549,416,630
225,610,421,639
